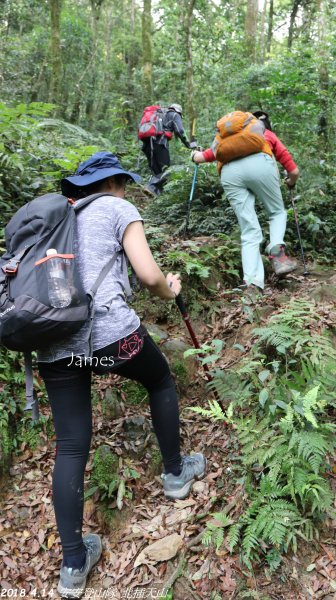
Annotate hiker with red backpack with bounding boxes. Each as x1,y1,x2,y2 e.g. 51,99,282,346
138,103,197,195
191,111,298,297
0,151,207,598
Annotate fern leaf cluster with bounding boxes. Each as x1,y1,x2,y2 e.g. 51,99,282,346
197,299,336,569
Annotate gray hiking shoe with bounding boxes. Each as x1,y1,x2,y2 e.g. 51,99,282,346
161,453,207,500
269,245,298,275
57,534,102,599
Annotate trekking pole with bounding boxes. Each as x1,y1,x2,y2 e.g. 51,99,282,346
287,185,309,276
183,163,199,236
175,294,226,413
183,116,199,237
136,149,141,170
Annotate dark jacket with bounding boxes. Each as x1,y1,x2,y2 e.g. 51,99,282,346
161,110,190,148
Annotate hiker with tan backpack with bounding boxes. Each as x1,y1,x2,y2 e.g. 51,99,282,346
191,111,298,297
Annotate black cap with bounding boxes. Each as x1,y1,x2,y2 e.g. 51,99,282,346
252,111,272,131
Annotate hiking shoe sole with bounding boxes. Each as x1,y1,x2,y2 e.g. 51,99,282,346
274,263,298,275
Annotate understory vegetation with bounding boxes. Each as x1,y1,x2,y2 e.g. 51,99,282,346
1,0,336,594
193,298,336,570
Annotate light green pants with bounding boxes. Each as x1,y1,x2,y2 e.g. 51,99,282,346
221,153,287,289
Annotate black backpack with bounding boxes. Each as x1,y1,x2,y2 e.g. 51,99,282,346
0,192,129,419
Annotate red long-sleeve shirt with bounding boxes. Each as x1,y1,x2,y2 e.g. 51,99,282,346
264,130,297,173
201,129,297,173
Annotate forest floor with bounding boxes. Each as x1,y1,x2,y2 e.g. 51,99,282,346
0,266,336,600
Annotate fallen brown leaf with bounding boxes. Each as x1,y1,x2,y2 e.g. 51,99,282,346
134,533,184,568
47,534,56,549
3,557,17,570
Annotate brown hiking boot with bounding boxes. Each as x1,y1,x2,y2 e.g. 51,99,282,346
269,245,298,276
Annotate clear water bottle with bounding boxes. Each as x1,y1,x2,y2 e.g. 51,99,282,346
46,249,72,308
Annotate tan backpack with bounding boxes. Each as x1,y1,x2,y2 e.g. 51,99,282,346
212,111,272,173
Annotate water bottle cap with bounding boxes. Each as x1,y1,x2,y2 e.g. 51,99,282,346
46,249,58,256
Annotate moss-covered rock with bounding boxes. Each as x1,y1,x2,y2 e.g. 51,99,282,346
161,338,197,392
0,423,12,478
121,380,148,405
91,445,119,499
147,446,162,477
311,283,336,303
101,388,123,419
132,293,176,325
0,396,13,475
145,323,169,342
123,415,152,457
16,415,53,451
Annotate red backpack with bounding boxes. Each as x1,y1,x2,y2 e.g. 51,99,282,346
138,105,172,140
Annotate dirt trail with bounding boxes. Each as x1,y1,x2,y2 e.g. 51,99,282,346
1,267,336,600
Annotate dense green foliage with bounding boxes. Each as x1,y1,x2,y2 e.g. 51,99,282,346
87,445,140,511
0,0,335,255
193,299,336,569
0,0,335,578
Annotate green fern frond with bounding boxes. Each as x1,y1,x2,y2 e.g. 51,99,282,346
296,431,331,473
207,369,252,406
212,512,232,526
189,399,225,421
227,523,241,552
203,511,232,550
202,529,213,547
242,524,260,557
259,476,288,498
301,386,320,427
214,527,224,550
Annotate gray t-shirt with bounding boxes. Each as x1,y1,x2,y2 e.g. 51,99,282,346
37,195,143,362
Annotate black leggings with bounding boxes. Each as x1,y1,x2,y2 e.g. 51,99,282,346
38,333,180,558
142,138,170,175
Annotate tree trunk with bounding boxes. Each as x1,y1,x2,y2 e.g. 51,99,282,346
288,0,301,49
48,0,63,109
142,0,153,105
245,0,258,60
86,0,106,123
301,0,315,42
90,0,105,36
266,0,274,53
317,0,329,153
185,0,196,138
125,0,138,131
259,0,267,62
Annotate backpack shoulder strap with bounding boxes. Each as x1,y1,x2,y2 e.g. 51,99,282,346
88,251,122,298
121,253,133,300
73,193,115,212
24,351,40,422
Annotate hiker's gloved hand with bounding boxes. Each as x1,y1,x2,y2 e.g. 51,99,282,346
285,167,299,189
191,151,205,164
166,272,182,297
189,141,198,150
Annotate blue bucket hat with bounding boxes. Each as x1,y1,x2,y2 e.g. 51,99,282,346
61,151,141,196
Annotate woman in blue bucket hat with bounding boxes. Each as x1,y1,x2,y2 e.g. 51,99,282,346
37,151,206,598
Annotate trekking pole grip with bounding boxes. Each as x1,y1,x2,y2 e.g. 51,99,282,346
175,293,187,316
